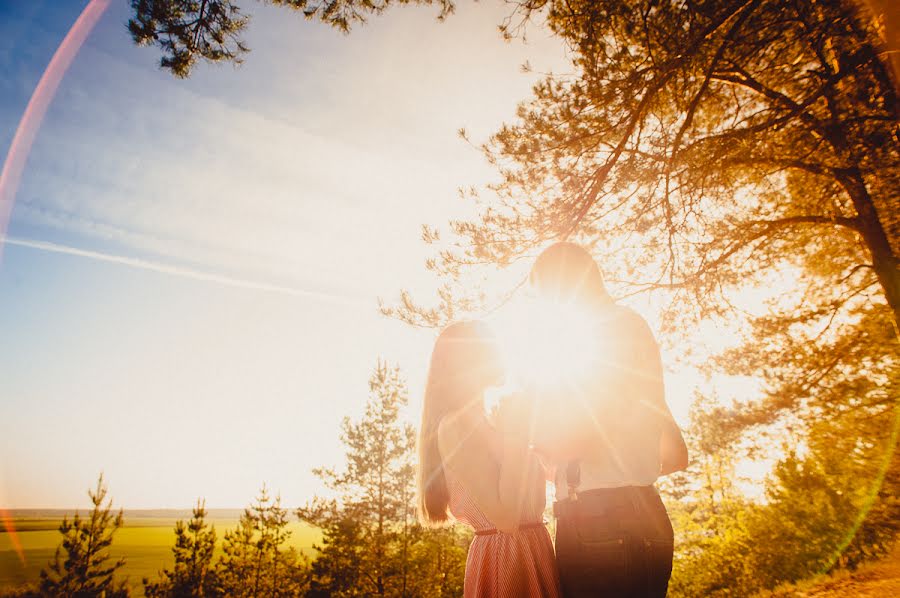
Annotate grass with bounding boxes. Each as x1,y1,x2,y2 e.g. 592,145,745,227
0,512,320,597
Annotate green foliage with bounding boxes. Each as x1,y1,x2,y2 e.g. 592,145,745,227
134,489,309,597
216,486,308,597
38,474,129,598
667,393,900,596
302,514,367,596
672,275,900,593
129,0,455,77
403,527,469,598
395,0,898,330
143,500,219,597
668,496,759,597
128,0,250,78
298,360,468,597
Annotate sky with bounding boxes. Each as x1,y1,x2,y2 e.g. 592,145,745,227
0,0,712,509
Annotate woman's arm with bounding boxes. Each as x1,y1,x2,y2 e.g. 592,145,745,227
624,309,689,476
658,406,689,475
496,395,538,528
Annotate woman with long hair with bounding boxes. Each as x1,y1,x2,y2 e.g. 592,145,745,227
529,241,688,597
417,321,561,597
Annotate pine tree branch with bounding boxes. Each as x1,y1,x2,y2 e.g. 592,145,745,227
616,214,862,294
709,65,830,136
563,0,764,239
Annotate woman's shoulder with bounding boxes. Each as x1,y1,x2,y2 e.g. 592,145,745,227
438,412,500,467
595,304,659,354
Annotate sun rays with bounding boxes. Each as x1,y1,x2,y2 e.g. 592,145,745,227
493,298,602,391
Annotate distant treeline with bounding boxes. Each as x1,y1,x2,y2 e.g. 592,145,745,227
4,509,246,521
2,362,469,598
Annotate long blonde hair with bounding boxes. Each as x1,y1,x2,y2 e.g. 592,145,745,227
417,321,501,525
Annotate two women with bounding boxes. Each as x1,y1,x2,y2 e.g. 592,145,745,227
415,242,688,597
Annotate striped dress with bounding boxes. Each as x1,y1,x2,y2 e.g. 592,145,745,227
447,469,561,597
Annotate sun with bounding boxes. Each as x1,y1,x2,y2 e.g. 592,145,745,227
492,297,601,391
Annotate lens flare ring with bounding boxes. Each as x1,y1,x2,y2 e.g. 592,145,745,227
0,0,111,263
0,0,111,568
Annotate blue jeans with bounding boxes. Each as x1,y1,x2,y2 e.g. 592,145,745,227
554,486,674,597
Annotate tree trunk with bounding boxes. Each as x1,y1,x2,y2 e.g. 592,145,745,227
839,168,900,336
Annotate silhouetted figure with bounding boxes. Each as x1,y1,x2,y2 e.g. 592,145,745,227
528,242,689,598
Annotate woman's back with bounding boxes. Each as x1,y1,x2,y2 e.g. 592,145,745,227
445,461,560,598
580,304,665,487
536,303,667,489
446,451,546,531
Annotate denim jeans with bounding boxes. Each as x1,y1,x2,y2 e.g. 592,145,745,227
554,486,674,598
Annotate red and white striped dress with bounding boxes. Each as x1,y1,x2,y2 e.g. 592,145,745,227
447,469,562,597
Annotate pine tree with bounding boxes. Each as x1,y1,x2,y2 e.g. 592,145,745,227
297,360,425,597
143,499,218,597
303,514,366,597
406,527,469,598
128,0,250,78
215,509,255,596
216,486,308,597
39,474,129,597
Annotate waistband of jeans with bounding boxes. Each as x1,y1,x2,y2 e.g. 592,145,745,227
553,485,657,518
473,520,545,536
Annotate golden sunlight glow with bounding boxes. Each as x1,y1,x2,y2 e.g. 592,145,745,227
493,297,601,391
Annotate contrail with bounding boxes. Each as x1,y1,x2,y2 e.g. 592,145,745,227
2,236,368,307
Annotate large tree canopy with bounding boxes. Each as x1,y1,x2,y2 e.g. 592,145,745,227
393,0,900,448
412,0,900,323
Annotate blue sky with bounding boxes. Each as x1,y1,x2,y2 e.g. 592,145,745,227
0,0,583,508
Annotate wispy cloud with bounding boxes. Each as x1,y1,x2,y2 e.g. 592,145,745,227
2,236,367,306
12,36,442,298
6,0,570,308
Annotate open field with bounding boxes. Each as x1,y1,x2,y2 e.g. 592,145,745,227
0,510,320,597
